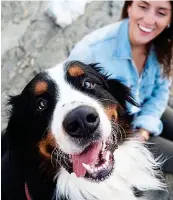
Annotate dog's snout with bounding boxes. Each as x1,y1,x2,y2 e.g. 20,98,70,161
63,106,100,138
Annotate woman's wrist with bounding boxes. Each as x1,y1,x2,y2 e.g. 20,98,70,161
137,128,150,141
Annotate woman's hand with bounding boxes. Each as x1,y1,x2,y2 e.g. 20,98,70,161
138,128,150,140
132,128,150,141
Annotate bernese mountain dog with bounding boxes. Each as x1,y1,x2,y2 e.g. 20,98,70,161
1,61,164,200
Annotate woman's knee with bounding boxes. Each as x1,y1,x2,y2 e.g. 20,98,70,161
161,106,173,141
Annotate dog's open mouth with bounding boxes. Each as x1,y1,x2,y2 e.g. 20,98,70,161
54,135,118,182
71,141,115,181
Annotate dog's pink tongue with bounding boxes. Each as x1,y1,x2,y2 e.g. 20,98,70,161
72,142,102,177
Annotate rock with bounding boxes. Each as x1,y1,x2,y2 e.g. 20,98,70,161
13,17,20,24
31,58,35,66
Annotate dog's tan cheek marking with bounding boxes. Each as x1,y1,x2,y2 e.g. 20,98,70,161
104,105,118,121
68,65,84,77
34,81,48,95
38,133,57,159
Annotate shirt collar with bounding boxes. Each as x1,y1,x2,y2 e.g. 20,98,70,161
147,45,159,67
114,18,132,59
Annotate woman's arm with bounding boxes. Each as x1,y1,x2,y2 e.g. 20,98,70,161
132,67,172,136
67,39,95,64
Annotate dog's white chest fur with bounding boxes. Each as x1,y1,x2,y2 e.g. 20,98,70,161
55,141,164,200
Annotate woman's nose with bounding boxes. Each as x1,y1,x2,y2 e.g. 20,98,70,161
142,10,156,26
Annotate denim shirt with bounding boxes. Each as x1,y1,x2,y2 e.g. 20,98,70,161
67,19,171,136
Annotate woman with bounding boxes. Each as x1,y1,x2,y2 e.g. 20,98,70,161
67,1,173,173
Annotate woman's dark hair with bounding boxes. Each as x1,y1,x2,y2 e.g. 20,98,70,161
121,1,173,77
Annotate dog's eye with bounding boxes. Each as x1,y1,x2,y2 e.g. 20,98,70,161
82,79,96,89
36,98,48,111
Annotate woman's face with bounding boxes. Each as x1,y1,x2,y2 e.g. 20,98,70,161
128,1,172,46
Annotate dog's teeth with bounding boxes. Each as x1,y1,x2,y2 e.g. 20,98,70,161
105,161,109,166
94,168,98,173
103,164,107,168
105,151,110,161
82,163,91,171
102,141,106,151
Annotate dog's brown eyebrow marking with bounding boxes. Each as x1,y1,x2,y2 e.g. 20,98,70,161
38,132,57,159
34,81,48,95
68,65,84,77
104,105,118,121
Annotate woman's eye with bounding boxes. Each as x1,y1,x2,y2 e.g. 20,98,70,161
82,79,96,89
36,98,48,111
139,5,147,10
158,12,166,16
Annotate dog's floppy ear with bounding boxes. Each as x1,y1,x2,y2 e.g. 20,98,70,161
2,94,24,151
106,79,139,110
89,63,139,110
6,94,23,127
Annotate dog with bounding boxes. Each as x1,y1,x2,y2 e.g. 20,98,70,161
1,61,165,200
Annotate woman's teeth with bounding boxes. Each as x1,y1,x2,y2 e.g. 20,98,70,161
139,25,154,33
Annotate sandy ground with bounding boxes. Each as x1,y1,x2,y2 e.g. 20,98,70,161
1,1,173,199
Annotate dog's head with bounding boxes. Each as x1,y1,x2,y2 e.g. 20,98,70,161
4,61,138,182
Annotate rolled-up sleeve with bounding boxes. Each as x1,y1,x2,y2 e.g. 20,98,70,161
132,68,172,136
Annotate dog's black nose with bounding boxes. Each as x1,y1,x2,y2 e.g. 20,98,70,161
63,106,100,138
